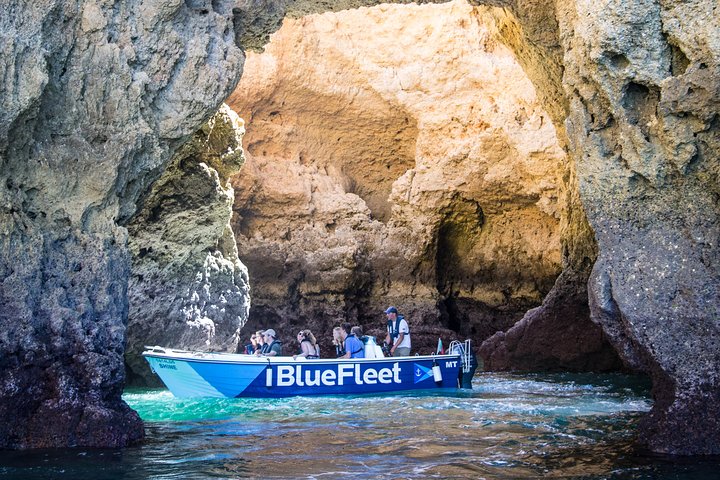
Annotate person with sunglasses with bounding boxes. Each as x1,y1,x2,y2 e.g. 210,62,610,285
255,330,266,354
293,329,320,360
242,333,258,355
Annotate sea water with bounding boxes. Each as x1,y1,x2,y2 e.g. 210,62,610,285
1,373,719,479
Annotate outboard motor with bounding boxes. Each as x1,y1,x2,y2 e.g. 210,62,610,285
449,340,479,389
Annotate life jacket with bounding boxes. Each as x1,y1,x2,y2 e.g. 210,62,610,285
266,339,283,355
387,315,409,341
301,339,320,359
335,344,346,358
259,343,270,354
346,334,364,355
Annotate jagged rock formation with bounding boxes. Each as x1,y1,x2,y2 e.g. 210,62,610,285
226,1,579,357
0,0,243,448
558,0,720,456
473,0,720,456
125,105,250,386
0,0,717,457
232,0,720,454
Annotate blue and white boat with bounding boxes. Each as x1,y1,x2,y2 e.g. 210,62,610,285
142,346,472,398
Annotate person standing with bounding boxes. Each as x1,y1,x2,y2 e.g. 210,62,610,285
384,306,410,357
340,323,364,359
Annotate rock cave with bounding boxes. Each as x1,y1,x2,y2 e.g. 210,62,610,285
1,0,718,460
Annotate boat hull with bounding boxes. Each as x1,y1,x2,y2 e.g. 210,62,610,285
143,348,463,398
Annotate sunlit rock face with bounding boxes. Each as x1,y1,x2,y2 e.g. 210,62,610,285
227,1,567,354
125,105,250,386
0,0,243,448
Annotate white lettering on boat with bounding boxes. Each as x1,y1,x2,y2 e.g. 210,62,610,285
265,363,402,388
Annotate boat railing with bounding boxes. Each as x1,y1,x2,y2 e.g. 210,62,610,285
448,339,473,373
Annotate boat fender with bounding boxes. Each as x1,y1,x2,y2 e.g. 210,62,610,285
432,358,442,383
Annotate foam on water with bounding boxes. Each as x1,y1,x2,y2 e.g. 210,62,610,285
2,373,719,479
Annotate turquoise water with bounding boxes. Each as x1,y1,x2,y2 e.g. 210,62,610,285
2,373,719,479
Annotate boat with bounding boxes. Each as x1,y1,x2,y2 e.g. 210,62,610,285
142,343,475,398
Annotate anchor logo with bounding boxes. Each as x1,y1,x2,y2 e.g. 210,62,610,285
413,363,433,383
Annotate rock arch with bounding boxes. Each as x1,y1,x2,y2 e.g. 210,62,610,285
1,0,718,455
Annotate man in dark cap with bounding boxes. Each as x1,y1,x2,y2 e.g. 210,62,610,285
384,306,410,357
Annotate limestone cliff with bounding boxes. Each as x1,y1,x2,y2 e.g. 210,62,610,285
227,1,580,357
474,0,720,456
230,0,720,455
1,0,717,457
125,105,250,386
0,0,243,448
557,0,720,455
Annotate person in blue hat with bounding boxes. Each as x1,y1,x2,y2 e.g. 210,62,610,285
384,306,410,357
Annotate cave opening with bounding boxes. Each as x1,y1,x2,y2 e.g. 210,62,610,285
435,199,485,336
220,0,568,355
7,0,718,458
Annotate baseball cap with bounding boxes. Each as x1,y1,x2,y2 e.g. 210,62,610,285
384,306,398,314
263,329,276,338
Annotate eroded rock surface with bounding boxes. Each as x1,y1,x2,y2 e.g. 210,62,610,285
227,1,569,355
0,0,243,448
559,0,720,455
230,0,720,455
474,0,720,454
1,0,717,456
125,105,250,386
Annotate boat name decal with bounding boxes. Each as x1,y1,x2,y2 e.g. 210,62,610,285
265,362,402,387
156,359,177,370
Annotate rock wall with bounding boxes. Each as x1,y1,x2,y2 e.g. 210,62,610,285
227,1,573,356
125,105,250,386
0,0,243,448
1,0,716,456
472,0,720,456
476,0,621,372
558,0,720,456
231,0,720,454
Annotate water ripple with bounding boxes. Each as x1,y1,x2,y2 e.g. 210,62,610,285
2,373,719,479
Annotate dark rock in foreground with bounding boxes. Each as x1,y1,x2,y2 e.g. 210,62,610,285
480,269,623,372
0,0,243,448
